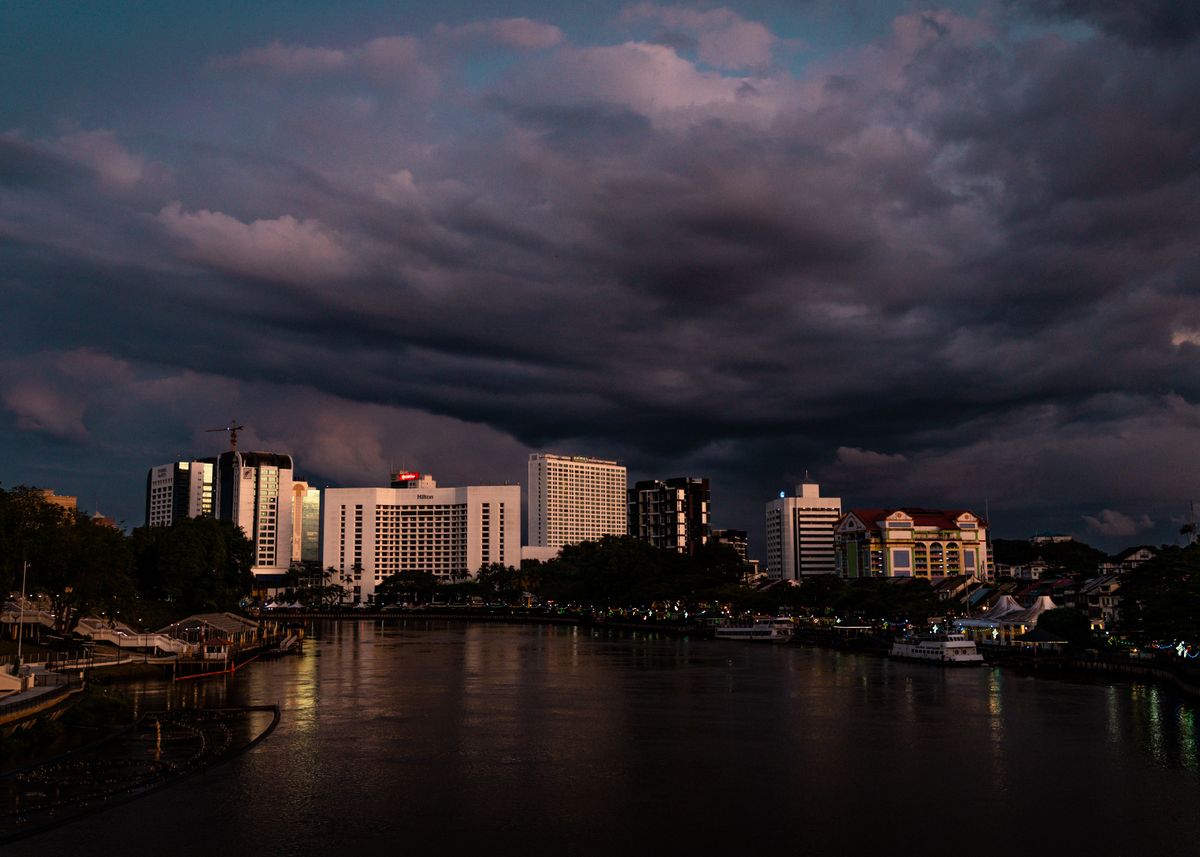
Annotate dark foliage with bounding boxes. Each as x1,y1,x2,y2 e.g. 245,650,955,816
992,539,1107,575
0,485,136,631
1035,607,1094,645
129,517,255,614
0,484,255,630
1119,544,1200,643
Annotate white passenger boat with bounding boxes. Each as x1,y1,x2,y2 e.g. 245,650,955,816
889,633,984,665
714,617,794,643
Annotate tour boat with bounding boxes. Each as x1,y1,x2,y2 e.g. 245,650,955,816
714,617,794,643
889,633,984,665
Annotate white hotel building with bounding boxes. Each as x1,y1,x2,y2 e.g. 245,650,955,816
527,454,627,551
321,477,520,603
765,478,842,580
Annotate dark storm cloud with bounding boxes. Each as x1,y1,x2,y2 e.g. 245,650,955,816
3,5,1199,548
1009,0,1200,47
0,135,85,189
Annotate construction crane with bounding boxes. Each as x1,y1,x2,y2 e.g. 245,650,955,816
206,419,246,450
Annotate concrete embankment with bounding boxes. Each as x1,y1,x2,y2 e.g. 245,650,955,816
986,649,1200,698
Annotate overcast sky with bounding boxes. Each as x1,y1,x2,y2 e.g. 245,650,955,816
2,0,1198,554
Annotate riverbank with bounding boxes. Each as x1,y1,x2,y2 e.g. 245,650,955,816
255,608,1200,701
791,625,1200,699
257,607,702,636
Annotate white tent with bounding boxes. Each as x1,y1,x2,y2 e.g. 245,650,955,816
955,595,1058,633
986,595,1024,619
1004,595,1058,627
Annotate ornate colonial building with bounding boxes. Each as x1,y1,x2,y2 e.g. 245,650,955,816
835,508,990,580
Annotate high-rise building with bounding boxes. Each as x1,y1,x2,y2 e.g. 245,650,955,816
765,477,841,580
216,451,294,574
321,475,520,603
711,529,749,564
527,454,627,550
835,508,989,580
628,477,710,554
291,482,321,564
145,459,215,527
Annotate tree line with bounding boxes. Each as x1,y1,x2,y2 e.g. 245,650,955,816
0,485,253,631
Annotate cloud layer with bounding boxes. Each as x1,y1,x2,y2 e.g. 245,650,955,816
2,2,1198,550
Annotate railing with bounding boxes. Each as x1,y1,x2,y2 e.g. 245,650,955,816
0,608,57,629
0,676,81,720
83,627,195,655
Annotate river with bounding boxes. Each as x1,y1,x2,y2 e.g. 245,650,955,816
9,620,1200,855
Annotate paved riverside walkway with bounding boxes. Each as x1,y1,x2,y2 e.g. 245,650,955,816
0,651,180,726
0,677,84,728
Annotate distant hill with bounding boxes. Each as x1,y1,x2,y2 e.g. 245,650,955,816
992,538,1107,574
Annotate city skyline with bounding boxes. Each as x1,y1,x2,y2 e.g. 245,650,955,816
2,1,1199,552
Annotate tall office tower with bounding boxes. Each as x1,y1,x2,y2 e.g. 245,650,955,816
321,476,521,603
291,482,322,563
216,451,294,574
711,529,749,564
628,477,710,554
527,453,627,550
145,459,215,527
764,477,841,580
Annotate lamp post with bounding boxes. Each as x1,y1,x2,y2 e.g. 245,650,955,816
15,560,29,673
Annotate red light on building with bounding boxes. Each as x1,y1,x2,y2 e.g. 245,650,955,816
393,471,421,482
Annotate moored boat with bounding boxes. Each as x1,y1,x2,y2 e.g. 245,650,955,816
889,633,984,665
714,617,794,643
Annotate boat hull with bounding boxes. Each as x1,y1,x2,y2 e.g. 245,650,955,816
888,652,984,666
889,633,985,666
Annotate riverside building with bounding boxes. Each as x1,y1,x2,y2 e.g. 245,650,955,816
145,459,215,527
835,508,990,580
291,482,321,563
527,454,627,550
216,450,295,575
628,477,710,554
764,477,841,580
321,475,520,603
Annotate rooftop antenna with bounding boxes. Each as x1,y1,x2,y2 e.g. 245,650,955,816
206,419,245,451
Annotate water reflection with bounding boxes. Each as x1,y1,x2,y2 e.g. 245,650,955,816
10,623,1200,857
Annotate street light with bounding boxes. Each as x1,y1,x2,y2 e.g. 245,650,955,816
15,560,29,674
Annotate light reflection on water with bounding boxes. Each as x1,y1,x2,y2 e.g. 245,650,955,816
9,620,1200,857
